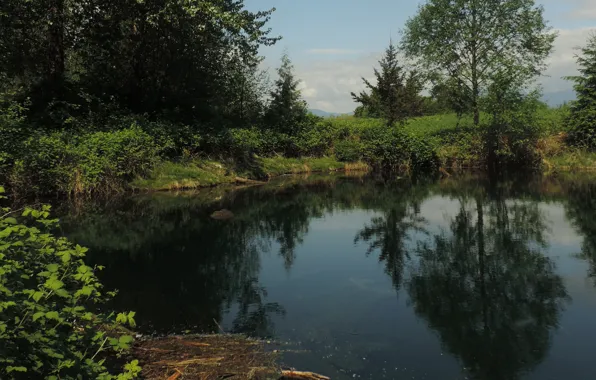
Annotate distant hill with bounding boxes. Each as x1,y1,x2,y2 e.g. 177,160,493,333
308,109,352,118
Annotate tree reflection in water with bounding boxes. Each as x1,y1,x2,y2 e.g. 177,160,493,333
407,195,568,380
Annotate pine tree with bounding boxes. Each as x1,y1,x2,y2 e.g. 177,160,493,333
567,33,596,149
265,53,308,134
351,41,423,126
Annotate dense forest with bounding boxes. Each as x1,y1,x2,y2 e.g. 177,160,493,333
1,0,596,378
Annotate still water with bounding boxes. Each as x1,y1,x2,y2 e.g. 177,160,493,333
57,174,596,380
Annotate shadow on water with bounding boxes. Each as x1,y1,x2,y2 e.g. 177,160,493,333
53,172,596,379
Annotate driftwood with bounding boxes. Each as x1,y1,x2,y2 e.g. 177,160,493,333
210,209,234,220
281,370,331,380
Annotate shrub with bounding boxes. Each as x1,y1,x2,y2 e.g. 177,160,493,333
334,139,363,162
0,186,141,379
360,126,438,170
292,122,334,157
0,99,31,178
10,125,161,194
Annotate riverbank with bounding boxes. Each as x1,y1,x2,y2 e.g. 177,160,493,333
5,109,596,196
131,157,370,191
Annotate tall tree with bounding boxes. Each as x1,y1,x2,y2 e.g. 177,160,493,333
351,41,424,126
0,0,280,126
265,53,308,134
402,0,556,126
566,33,596,150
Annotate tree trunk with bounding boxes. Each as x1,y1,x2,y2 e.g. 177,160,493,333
48,0,65,89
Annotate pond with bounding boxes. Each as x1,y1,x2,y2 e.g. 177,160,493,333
56,173,596,380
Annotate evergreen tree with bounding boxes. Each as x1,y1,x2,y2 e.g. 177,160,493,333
265,53,308,134
566,33,596,149
351,41,424,126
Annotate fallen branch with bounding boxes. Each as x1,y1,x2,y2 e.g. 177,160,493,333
281,370,330,380
166,369,182,380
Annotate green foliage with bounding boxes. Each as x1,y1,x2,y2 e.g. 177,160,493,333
0,0,279,126
0,98,30,177
351,41,424,125
335,140,364,162
359,126,439,170
10,126,161,194
566,33,596,150
265,54,310,134
0,188,140,379
484,89,546,167
402,0,556,125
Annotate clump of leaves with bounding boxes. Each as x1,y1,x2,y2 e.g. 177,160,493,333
0,186,141,379
566,33,596,150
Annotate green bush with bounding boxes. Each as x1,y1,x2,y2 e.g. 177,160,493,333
334,139,363,162
292,123,334,157
360,126,438,170
0,99,31,177
10,125,161,194
0,186,141,379
485,92,545,167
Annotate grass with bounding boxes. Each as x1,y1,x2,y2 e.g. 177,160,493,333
132,160,237,191
545,150,596,172
133,156,370,191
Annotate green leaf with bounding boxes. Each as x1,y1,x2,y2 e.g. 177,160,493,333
45,311,60,320
6,366,27,373
3,217,17,225
61,252,71,263
118,335,133,349
32,291,44,302
46,264,60,273
116,313,128,324
32,312,45,321
44,278,64,291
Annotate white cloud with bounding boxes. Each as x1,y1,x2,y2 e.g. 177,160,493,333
306,49,363,55
542,27,596,93
294,53,380,113
566,0,596,20
293,26,596,113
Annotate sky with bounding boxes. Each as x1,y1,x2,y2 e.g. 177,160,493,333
243,0,596,113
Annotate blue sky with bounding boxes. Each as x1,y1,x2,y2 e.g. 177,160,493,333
244,0,596,113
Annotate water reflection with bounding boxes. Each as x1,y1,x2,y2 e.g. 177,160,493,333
565,181,596,285
54,173,596,379
407,194,568,380
355,197,427,291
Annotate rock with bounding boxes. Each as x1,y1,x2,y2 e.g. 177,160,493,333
210,209,234,220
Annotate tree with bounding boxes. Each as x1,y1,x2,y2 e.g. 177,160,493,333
402,0,556,126
0,0,280,127
265,53,308,134
566,33,596,149
428,74,473,119
351,41,424,125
